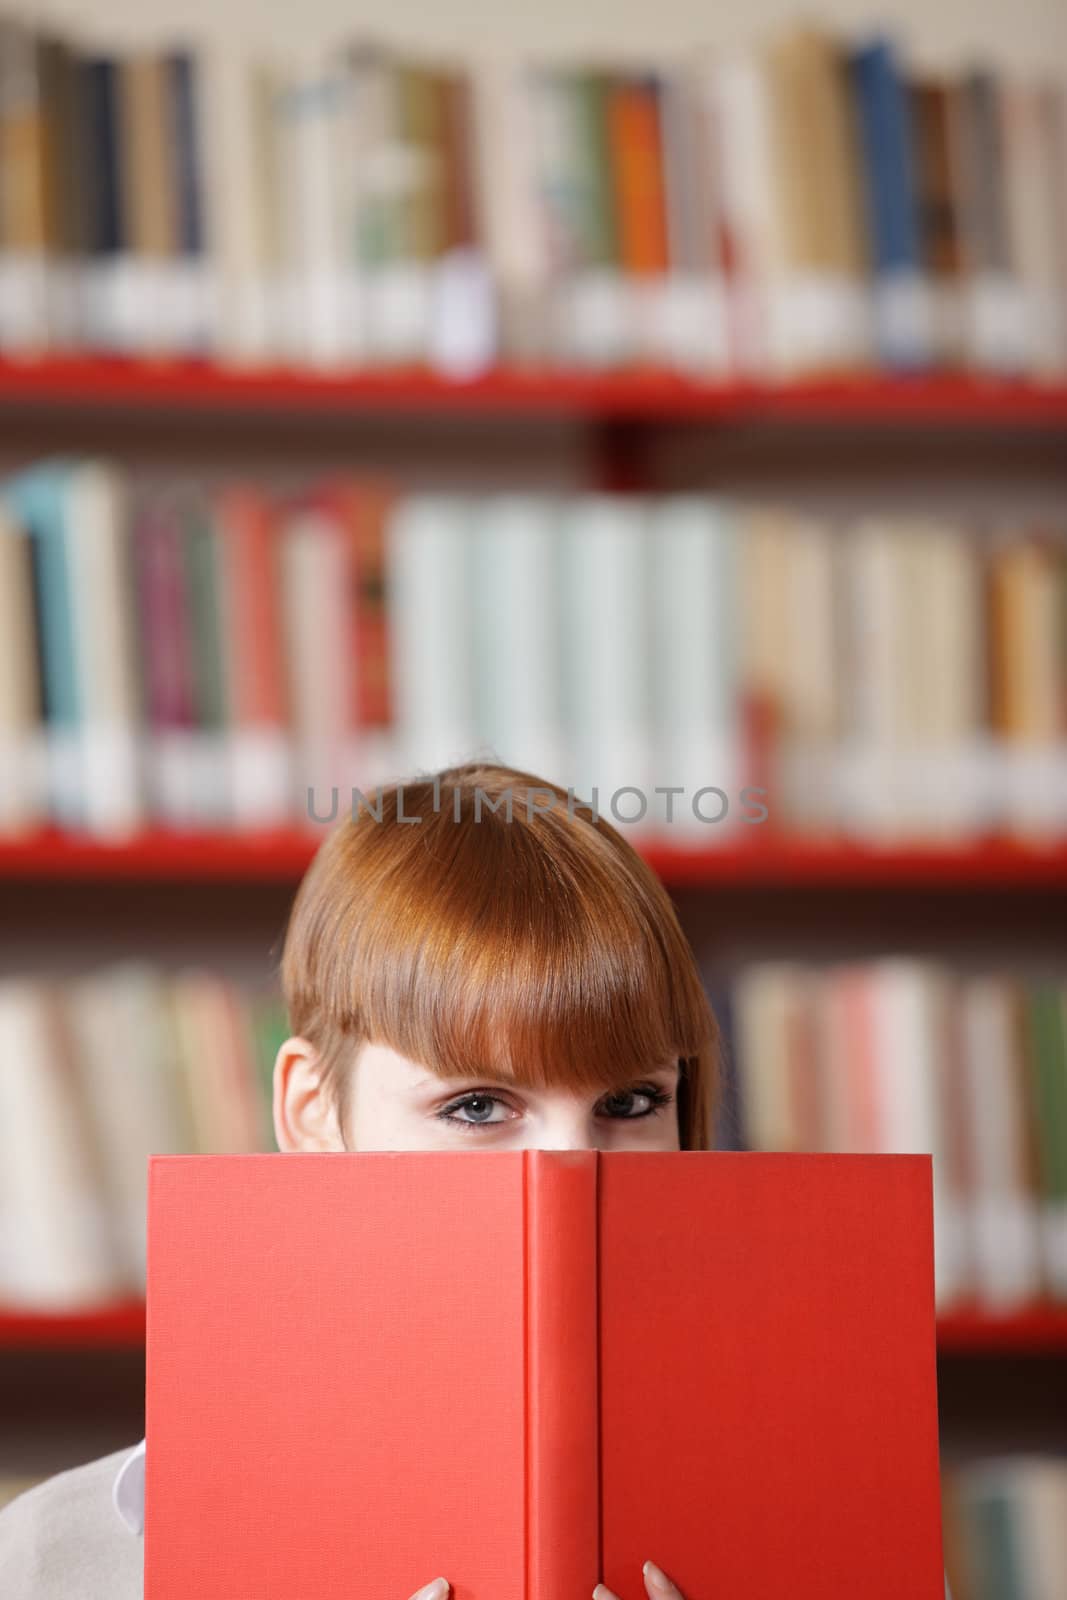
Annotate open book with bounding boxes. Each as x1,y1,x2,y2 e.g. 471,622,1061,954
145,1149,945,1597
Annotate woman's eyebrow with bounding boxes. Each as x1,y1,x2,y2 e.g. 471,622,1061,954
413,1062,681,1093
411,1071,517,1091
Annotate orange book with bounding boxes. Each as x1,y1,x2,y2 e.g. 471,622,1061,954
145,1150,944,1597
607,75,669,276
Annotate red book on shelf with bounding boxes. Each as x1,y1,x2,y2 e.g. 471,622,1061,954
144,1150,944,1599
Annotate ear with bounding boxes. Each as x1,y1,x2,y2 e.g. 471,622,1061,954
272,1035,346,1152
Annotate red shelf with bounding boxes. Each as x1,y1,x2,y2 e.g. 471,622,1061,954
0,1301,146,1349
3,1300,1065,1352
2,827,1067,889
934,1305,1067,1354
0,354,1065,426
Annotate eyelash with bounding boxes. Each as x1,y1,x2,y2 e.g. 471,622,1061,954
434,1085,675,1134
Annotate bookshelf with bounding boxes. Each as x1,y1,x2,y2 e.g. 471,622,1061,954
0,14,1065,1592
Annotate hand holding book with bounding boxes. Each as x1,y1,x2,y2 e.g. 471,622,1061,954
411,1558,685,1599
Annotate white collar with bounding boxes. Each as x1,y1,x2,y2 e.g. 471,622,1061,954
112,1439,146,1535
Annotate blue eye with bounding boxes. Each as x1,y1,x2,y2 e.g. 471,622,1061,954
436,1093,506,1129
434,1085,674,1134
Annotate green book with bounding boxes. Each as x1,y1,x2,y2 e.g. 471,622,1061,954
182,495,226,734
1025,980,1067,1299
573,70,618,269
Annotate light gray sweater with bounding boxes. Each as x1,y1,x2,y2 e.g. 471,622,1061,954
0,1448,142,1599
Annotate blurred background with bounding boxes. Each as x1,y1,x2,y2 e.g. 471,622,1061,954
0,0,1065,1596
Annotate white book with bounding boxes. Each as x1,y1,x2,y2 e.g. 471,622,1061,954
469,495,565,784
528,66,630,369
659,61,731,377
869,958,970,1309
66,965,193,1292
199,45,279,365
167,972,262,1155
1002,80,1067,379
0,978,124,1308
733,962,805,1151
893,520,991,840
736,506,793,828
557,495,653,834
279,506,352,831
960,975,1043,1308
706,50,785,378
648,496,742,841
64,463,145,838
778,512,839,835
0,507,47,834
762,32,875,376
998,537,1067,842
471,55,550,365
350,44,432,366
386,494,478,777
275,47,363,368
834,517,911,842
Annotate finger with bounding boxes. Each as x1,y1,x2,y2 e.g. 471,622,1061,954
592,1586,622,1600
408,1579,450,1600
643,1558,684,1598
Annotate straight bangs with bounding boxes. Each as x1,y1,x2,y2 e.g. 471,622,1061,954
281,765,721,1147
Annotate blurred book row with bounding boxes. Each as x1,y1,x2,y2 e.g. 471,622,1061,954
0,19,1064,378
0,966,286,1309
730,960,1067,1311
2,463,1066,845
942,1454,1067,1600
1,956,1065,1314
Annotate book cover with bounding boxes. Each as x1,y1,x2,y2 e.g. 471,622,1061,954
144,1149,945,1598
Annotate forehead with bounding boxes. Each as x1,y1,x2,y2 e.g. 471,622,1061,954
354,1042,680,1094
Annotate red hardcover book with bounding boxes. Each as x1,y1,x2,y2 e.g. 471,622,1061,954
144,1150,945,1599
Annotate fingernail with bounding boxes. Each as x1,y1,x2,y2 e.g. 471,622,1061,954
592,1586,617,1600
415,1581,449,1600
644,1559,673,1595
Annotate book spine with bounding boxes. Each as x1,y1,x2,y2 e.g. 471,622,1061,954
0,508,45,832
525,1148,600,1597
164,50,213,352
849,37,931,368
0,22,53,351
82,55,125,349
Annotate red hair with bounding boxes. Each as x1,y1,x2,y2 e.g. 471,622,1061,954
280,762,721,1148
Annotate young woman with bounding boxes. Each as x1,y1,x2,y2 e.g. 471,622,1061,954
3,760,946,1598
0,759,714,1597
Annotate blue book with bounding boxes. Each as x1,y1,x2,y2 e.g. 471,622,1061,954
848,36,930,368
5,462,85,828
